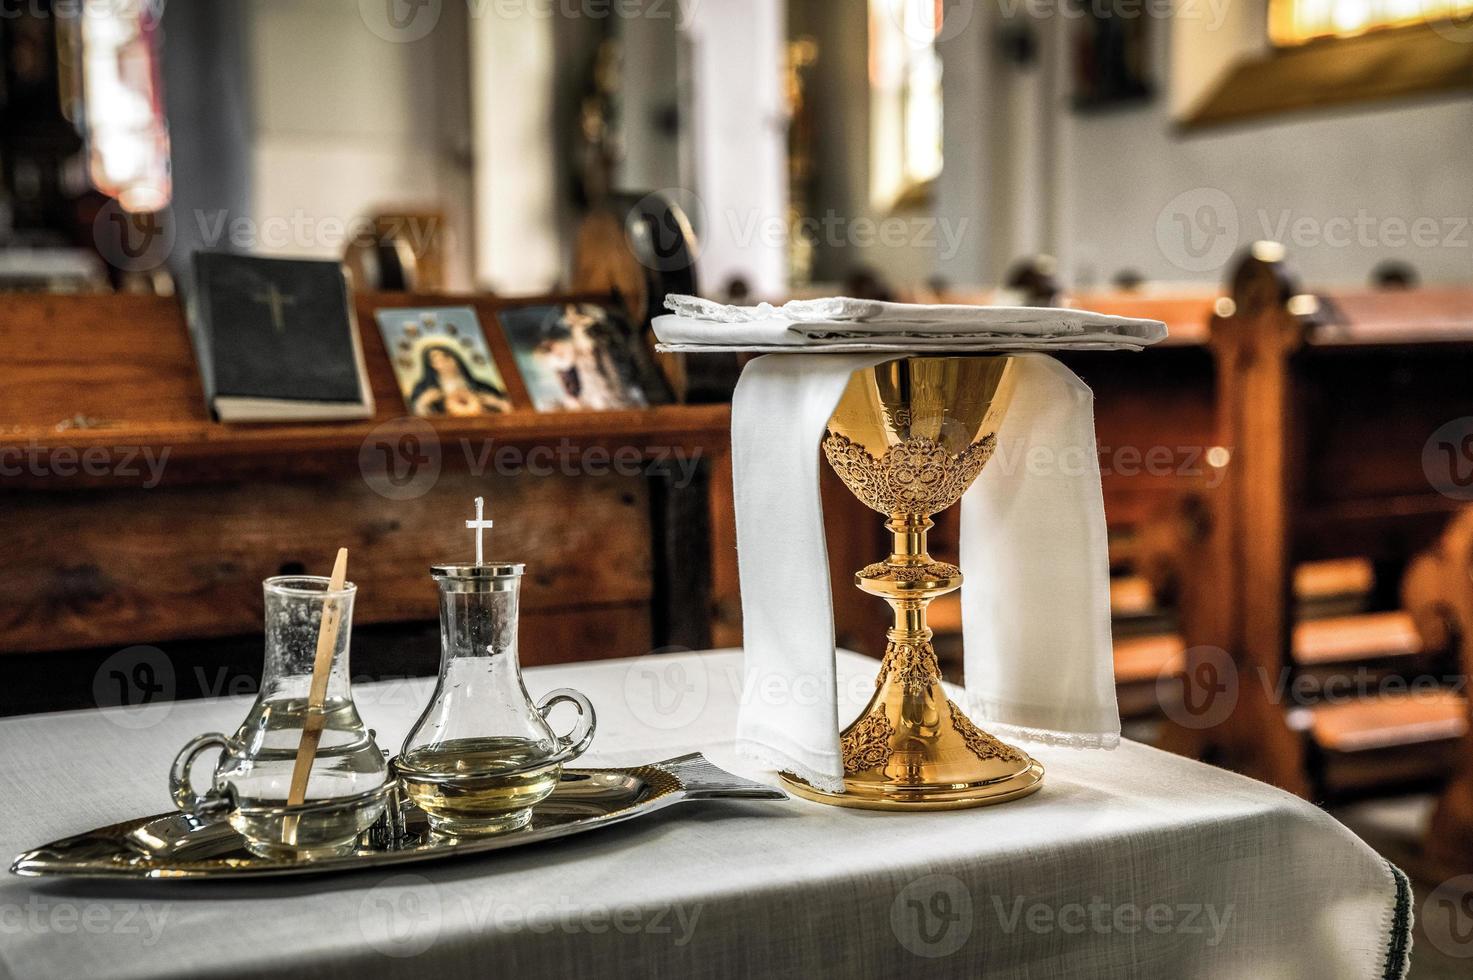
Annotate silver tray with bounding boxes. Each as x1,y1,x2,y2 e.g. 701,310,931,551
10,754,785,880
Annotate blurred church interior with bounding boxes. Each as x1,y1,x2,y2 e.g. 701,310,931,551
2,0,1472,971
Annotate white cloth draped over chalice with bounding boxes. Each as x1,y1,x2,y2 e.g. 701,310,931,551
655,297,1168,791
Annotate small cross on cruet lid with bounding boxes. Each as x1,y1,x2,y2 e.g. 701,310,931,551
431,496,525,583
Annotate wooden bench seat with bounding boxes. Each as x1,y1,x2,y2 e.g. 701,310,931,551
1294,558,1373,601
1115,633,1187,719
1110,576,1158,619
1292,611,1423,666
1297,691,1470,798
1115,633,1185,682
1299,691,1469,753
1101,608,1422,721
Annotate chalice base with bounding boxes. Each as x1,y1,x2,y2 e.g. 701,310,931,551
779,641,1044,811
780,762,1044,811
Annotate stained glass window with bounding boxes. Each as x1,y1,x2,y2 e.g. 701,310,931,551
1269,0,1473,45
79,0,171,212
869,0,944,210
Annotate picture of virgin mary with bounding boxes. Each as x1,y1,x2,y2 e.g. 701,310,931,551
496,300,669,413
408,343,512,416
528,306,627,411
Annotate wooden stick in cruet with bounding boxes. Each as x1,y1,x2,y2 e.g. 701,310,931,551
286,548,349,808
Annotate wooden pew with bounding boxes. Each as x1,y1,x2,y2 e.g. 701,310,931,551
1162,246,1473,804
1404,508,1473,875
0,292,732,714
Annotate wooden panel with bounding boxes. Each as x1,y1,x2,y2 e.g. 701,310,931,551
0,404,731,494
1316,288,1473,345
1295,495,1468,563
0,290,730,708
1406,509,1473,875
1166,258,1473,804
707,448,741,650
0,294,206,429
0,291,731,490
520,605,652,666
1189,255,1310,793
933,586,1175,636
1294,344,1473,505
0,606,652,716
1317,741,1463,798
1068,292,1215,347
1058,345,1218,526
648,456,714,650
927,595,960,635
824,465,890,657
1110,576,1157,618
0,470,652,654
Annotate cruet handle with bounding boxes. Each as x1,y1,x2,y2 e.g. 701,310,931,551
537,688,596,764
169,732,233,816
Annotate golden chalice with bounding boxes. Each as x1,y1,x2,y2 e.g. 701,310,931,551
781,355,1045,810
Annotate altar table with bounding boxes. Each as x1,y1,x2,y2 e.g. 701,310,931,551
0,650,1410,979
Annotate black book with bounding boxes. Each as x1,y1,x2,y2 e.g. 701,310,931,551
189,252,374,422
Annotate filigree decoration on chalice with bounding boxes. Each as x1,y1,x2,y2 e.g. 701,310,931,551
948,701,1026,764
841,710,895,774
822,432,998,517
858,562,962,583
875,641,940,696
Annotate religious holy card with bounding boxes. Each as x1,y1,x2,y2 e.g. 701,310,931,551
497,301,667,412
189,252,374,422
374,307,513,418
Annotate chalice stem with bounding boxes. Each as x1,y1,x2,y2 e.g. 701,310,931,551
884,513,935,639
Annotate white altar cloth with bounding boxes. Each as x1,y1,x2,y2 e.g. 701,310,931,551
0,650,1410,979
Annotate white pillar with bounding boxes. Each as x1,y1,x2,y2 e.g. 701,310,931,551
682,0,789,297
935,12,995,287
469,9,562,293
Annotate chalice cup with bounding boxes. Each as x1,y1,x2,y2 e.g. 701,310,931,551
781,355,1045,809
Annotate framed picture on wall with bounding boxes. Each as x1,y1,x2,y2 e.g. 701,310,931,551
1070,11,1155,111
496,301,668,412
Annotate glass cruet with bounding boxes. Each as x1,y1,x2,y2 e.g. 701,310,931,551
169,575,390,859
393,561,596,836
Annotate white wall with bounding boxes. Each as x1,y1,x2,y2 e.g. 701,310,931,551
245,0,475,288
933,9,1473,290
467,6,563,293
1061,17,1473,289
618,11,685,193
1065,98,1473,289
934,13,994,286
684,0,790,296
244,0,784,296
229,2,1473,296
